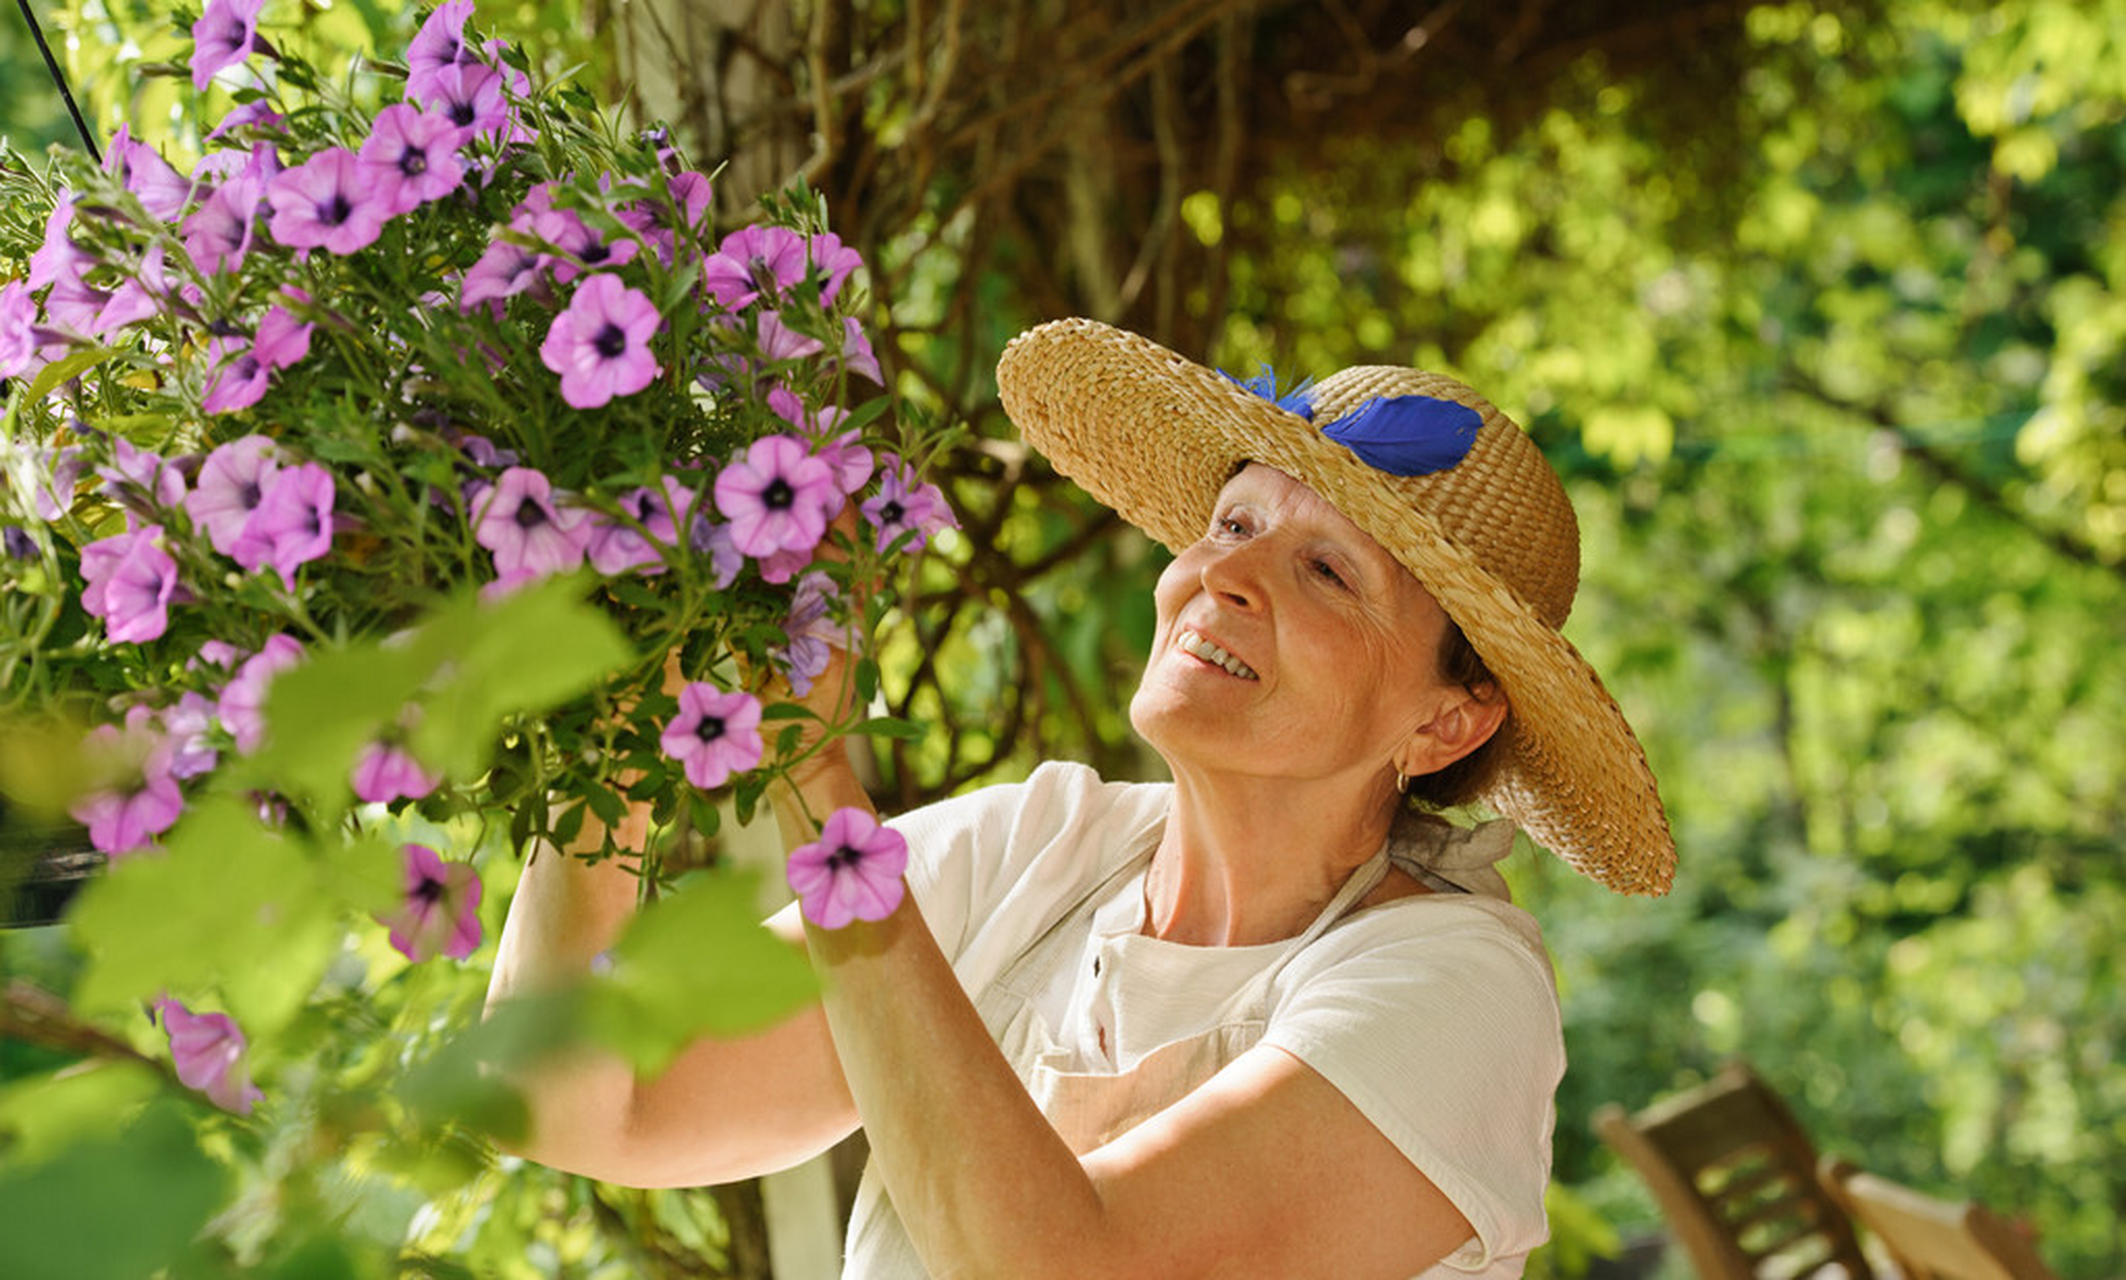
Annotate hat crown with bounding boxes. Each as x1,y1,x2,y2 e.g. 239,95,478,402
1309,367,1580,630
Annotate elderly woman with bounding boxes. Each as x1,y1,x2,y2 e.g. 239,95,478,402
488,318,1675,1278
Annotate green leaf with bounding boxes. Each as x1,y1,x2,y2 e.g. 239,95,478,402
0,1060,165,1167
406,577,632,779
68,797,340,1037
852,715,925,740
25,348,120,403
0,1103,229,1280
578,868,815,1072
247,642,430,813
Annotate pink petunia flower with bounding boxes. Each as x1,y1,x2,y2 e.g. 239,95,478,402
266,149,389,255
774,571,843,697
586,475,699,576
27,445,87,522
95,437,188,522
69,719,183,858
27,196,89,291
767,388,873,497
156,998,265,1114
352,742,440,805
421,63,510,142
190,0,267,91
404,0,478,103
701,224,809,309
861,453,957,554
79,525,180,643
92,243,169,336
380,843,483,962
180,168,266,276
712,434,838,559
218,634,304,754
472,467,591,580
230,461,334,589
659,682,763,790
206,99,284,141
756,310,825,362
459,236,546,311
0,280,44,380
359,104,468,215
106,126,194,221
538,274,661,409
786,807,908,929
159,692,220,781
807,231,865,305
187,435,280,553
840,316,883,384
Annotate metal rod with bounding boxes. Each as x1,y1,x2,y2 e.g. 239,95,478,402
14,0,103,164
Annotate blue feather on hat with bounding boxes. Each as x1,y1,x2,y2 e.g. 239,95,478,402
1319,394,1482,477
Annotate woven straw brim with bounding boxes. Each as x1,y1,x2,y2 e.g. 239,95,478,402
996,318,1675,895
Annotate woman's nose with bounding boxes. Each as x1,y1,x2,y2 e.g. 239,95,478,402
1197,541,1264,611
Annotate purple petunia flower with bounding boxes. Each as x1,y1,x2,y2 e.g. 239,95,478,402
159,692,220,781
91,243,169,336
201,300,311,415
218,633,304,754
472,467,591,580
0,280,44,380
26,445,86,522
786,807,908,929
586,475,699,576
231,461,334,589
96,437,188,528
27,197,89,291
659,682,764,790
774,571,843,697
538,274,661,409
156,998,265,1114
421,63,510,142
107,126,194,221
359,104,467,215
701,225,809,309
840,317,883,385
692,519,744,588
380,843,483,962
191,0,267,91
69,719,183,858
756,311,826,363
404,0,478,103
187,435,280,553
267,149,389,256
767,388,873,497
861,454,957,555
352,741,440,805
79,525,180,643
712,434,839,559
181,167,266,276
459,236,546,312
206,99,284,141
807,231,865,305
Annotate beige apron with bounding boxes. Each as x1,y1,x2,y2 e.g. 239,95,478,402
842,842,1396,1275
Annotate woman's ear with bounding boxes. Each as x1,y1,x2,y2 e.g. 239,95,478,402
1395,685,1509,779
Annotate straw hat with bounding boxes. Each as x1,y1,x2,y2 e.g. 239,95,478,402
995,318,1675,896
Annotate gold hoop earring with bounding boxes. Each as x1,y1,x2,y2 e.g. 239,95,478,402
1395,770,1409,795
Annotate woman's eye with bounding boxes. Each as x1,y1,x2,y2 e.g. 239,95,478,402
1215,514,1248,536
1311,559,1347,587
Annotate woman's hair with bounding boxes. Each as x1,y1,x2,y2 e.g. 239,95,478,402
1405,618,1510,809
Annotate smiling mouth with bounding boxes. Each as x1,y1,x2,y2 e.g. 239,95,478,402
1175,629,1259,680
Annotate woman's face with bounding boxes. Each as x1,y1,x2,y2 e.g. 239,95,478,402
1131,464,1466,789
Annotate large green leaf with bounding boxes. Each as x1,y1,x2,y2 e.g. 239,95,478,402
68,796,340,1037
0,1104,228,1280
578,868,816,1073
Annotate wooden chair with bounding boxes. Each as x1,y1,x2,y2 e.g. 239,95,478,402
1817,1157,2056,1280
1593,1062,1874,1279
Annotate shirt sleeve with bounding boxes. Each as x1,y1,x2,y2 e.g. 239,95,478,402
1258,900,1564,1271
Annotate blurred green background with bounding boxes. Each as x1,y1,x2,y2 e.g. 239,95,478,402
4,0,2121,1274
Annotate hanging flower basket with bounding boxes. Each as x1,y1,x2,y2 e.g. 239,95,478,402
0,0,953,1132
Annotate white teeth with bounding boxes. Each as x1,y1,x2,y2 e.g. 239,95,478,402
1176,629,1259,680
